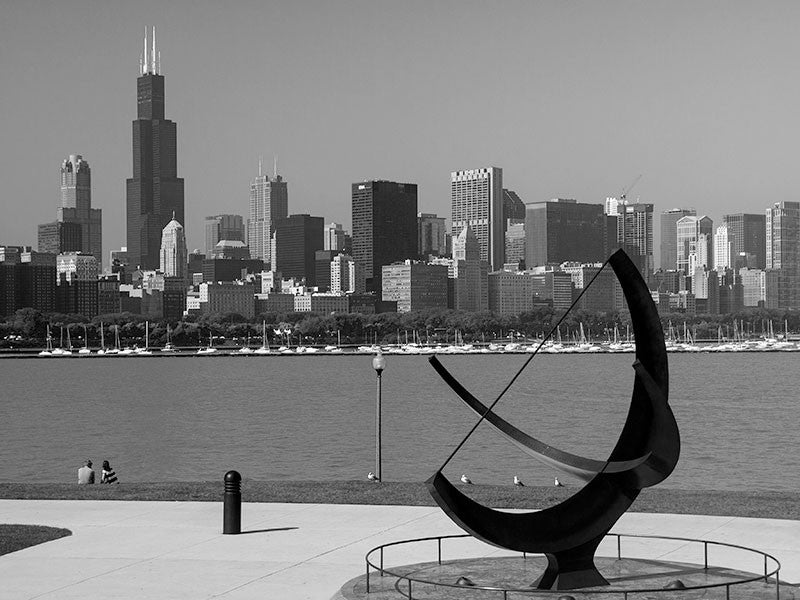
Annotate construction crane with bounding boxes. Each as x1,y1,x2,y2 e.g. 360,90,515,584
620,174,642,202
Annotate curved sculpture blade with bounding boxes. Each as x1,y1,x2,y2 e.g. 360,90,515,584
429,355,650,481
426,249,680,572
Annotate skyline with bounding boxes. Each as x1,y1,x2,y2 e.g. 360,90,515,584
3,1,800,260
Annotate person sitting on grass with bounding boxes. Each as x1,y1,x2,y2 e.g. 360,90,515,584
101,460,118,484
78,459,95,484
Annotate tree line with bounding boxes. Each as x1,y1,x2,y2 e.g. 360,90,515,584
2,306,799,349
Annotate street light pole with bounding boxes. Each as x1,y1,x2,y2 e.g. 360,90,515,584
372,351,386,481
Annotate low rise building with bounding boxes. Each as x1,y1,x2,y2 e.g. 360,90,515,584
199,281,256,318
202,258,263,283
311,293,349,314
97,274,121,315
254,292,295,314
210,240,250,260
488,271,533,315
560,262,615,312
381,261,448,312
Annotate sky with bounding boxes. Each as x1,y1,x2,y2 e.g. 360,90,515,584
2,0,800,264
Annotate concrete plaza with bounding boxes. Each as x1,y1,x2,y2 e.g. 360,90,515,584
0,499,797,599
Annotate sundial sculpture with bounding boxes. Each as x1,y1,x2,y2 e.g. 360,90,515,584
426,249,680,590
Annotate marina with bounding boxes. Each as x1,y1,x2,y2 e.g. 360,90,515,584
9,336,800,357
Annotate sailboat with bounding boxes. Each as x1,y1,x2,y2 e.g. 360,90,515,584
255,320,271,354
96,322,108,355
118,324,134,355
38,325,54,356
106,325,121,355
238,329,254,354
197,332,217,354
161,324,176,352
134,321,153,355
78,324,92,354
325,330,343,353
52,326,73,356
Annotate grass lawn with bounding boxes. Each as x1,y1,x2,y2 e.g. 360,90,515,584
1,481,798,520
0,524,71,556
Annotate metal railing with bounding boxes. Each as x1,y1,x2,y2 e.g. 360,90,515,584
364,532,782,599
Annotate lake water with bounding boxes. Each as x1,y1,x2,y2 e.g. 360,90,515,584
0,353,797,491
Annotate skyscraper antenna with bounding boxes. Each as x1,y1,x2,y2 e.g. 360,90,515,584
273,155,278,179
258,155,263,177
143,27,148,75
152,26,157,74
158,51,161,74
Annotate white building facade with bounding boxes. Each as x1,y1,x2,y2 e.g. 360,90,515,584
159,215,187,280
451,167,504,270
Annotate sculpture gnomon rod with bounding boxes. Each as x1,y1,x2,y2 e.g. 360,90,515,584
426,249,679,590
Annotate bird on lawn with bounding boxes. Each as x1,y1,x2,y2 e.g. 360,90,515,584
460,473,473,484
513,475,524,486
554,476,564,487
367,472,379,481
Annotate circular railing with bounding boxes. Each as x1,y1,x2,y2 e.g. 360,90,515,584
364,532,782,599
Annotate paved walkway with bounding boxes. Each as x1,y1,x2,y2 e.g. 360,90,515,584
1,500,797,599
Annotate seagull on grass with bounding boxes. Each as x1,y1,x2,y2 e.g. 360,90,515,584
367,472,379,481
554,476,564,487
513,475,524,486
460,473,473,485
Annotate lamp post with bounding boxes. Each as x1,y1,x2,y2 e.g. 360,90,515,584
372,351,386,481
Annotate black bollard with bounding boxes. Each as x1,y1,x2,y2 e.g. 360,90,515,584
223,470,242,534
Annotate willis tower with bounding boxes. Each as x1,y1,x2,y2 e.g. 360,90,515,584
126,27,184,270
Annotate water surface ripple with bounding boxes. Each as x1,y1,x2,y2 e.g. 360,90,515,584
1,353,795,491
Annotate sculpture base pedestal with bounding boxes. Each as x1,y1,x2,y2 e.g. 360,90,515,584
333,556,793,600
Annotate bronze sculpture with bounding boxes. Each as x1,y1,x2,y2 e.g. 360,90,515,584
426,249,680,590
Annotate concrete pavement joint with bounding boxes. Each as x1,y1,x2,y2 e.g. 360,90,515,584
24,558,143,600
210,507,443,598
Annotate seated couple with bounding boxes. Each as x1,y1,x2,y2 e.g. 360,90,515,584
78,459,119,484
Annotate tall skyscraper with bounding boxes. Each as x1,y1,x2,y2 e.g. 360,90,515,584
324,222,346,252
418,213,447,257
126,27,185,271
614,202,654,277
676,215,713,274
723,213,767,270
660,208,696,270
314,249,341,291
451,167,504,270
714,224,731,270
271,214,324,285
504,221,526,268
37,221,82,255
204,214,245,256
502,189,526,224
452,226,488,312
160,214,187,280
331,253,365,294
766,202,800,271
248,159,288,265
524,199,606,268
351,180,418,292
57,155,102,264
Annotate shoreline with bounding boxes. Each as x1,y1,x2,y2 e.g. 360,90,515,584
2,345,799,358
1,481,798,520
